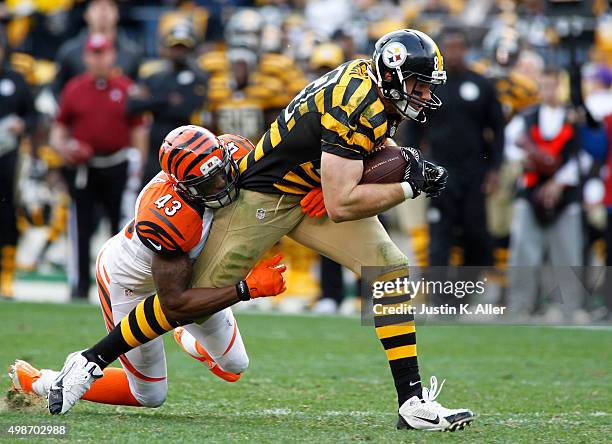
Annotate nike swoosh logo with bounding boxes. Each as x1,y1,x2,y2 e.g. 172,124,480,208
414,415,441,425
409,380,421,387
50,376,65,391
51,362,74,390
147,239,162,251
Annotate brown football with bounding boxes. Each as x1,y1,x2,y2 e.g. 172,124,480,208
360,145,407,184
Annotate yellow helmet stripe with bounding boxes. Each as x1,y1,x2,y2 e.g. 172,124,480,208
434,43,444,71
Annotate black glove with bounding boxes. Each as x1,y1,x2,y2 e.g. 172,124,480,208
423,160,448,198
399,146,425,198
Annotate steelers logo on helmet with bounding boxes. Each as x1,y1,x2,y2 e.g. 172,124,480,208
382,42,408,69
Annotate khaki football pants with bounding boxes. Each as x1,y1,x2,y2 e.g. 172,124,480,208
191,189,408,291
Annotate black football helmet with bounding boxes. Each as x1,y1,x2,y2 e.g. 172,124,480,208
369,29,446,123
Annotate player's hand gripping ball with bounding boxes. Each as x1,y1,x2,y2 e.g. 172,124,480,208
359,145,425,197
399,146,426,198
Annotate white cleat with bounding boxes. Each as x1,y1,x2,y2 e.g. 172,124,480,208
397,376,474,431
47,351,103,415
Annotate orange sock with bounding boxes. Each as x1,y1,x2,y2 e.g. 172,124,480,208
82,367,141,407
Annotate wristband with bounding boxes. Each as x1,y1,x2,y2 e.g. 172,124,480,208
400,182,414,200
236,280,251,301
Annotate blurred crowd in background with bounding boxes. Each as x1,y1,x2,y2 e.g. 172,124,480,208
0,0,611,323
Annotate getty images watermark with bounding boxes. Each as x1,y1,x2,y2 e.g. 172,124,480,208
370,275,502,315
359,266,612,326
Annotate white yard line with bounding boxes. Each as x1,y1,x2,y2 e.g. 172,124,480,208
237,409,611,420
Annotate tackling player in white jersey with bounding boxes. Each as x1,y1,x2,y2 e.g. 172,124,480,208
9,127,287,413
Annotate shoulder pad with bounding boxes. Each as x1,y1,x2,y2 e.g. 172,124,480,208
134,181,203,255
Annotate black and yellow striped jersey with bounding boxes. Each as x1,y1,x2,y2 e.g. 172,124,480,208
238,59,392,195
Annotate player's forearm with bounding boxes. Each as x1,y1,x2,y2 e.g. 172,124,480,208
321,152,407,222
152,253,237,322
326,182,405,222
159,286,240,322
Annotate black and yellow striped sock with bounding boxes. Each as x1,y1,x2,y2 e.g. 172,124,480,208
83,295,181,368
373,270,422,406
375,318,421,406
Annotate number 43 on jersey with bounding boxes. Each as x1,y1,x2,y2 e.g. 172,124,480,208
155,194,182,216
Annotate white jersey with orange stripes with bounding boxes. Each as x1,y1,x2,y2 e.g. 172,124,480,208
94,171,247,408
99,171,213,295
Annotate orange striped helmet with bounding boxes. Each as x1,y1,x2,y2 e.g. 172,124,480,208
159,125,240,208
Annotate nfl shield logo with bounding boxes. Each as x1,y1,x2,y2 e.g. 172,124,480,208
256,208,266,220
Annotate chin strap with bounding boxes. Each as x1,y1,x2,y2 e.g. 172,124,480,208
393,101,427,124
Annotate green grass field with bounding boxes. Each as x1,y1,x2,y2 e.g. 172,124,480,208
0,302,610,443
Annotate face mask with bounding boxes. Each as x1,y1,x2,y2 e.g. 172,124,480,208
393,98,426,123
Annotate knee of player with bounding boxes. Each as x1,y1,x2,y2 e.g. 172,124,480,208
220,353,249,375
395,255,409,268
381,254,409,270
135,388,167,408
374,242,409,268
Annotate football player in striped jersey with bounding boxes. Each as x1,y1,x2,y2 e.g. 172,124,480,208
11,29,474,430
9,126,287,414
188,29,473,431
